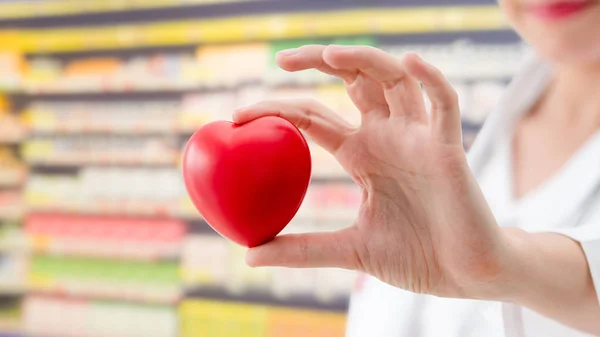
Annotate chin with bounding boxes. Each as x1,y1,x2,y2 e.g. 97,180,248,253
518,24,600,66
534,41,600,67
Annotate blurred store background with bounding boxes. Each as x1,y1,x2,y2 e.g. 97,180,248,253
0,0,524,336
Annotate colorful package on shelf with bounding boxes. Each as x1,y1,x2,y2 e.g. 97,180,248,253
0,190,23,220
179,300,347,337
0,52,23,91
0,147,27,188
0,221,24,252
181,235,230,286
0,297,21,333
181,233,355,302
266,307,347,337
28,255,181,303
315,84,360,126
0,98,26,143
0,254,26,291
21,136,179,166
301,183,361,222
195,43,269,87
23,100,181,134
25,168,191,217
24,296,177,337
180,300,267,337
179,91,237,130
23,58,63,92
227,243,271,293
384,42,525,80
24,53,202,93
25,214,186,260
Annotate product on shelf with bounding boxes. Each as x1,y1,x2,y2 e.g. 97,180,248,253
180,300,347,337
24,53,202,93
0,298,21,333
0,52,23,91
0,147,27,188
25,168,193,218
0,254,26,294
25,214,186,260
0,221,24,253
298,182,361,222
182,234,356,303
195,43,269,87
180,91,237,130
21,136,179,166
0,98,26,143
0,191,23,221
383,42,526,80
24,296,177,337
28,255,181,304
22,100,182,134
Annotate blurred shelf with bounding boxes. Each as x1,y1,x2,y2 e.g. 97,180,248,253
28,127,200,137
0,320,22,337
7,88,218,101
0,170,28,188
2,6,508,53
0,285,25,296
27,158,179,168
28,248,181,263
0,137,25,145
28,288,180,305
27,205,192,219
0,0,258,20
185,286,349,312
0,244,26,255
0,212,24,222
8,80,328,100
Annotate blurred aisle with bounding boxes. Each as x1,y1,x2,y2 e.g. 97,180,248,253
0,1,524,336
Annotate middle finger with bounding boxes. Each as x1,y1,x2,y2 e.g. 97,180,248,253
276,45,389,120
322,45,428,124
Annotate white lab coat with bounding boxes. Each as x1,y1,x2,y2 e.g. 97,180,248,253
345,55,600,337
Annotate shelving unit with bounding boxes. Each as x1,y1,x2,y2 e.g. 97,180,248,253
0,1,524,336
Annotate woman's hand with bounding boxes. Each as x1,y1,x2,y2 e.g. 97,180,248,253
233,45,510,299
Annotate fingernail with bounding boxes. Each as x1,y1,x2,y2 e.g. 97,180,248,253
277,48,298,56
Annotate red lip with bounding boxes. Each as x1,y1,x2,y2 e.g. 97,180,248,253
529,1,594,20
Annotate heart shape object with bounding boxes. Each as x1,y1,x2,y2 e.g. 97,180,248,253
183,116,312,247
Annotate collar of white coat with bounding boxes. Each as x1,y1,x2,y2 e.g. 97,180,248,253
467,51,553,175
467,51,600,230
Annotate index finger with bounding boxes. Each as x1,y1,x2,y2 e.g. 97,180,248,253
233,99,354,154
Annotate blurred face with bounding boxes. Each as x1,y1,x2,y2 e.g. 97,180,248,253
498,0,600,66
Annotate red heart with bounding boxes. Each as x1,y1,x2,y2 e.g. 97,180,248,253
182,116,312,247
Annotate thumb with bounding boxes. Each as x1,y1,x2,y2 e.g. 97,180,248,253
246,228,362,270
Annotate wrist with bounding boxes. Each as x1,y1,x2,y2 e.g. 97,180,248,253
474,227,534,303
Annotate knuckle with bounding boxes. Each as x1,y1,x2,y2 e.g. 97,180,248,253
296,113,313,130
447,90,460,106
297,236,310,264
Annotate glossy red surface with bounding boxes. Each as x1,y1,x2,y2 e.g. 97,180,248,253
183,116,311,247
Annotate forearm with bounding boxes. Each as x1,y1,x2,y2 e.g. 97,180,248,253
500,228,600,334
